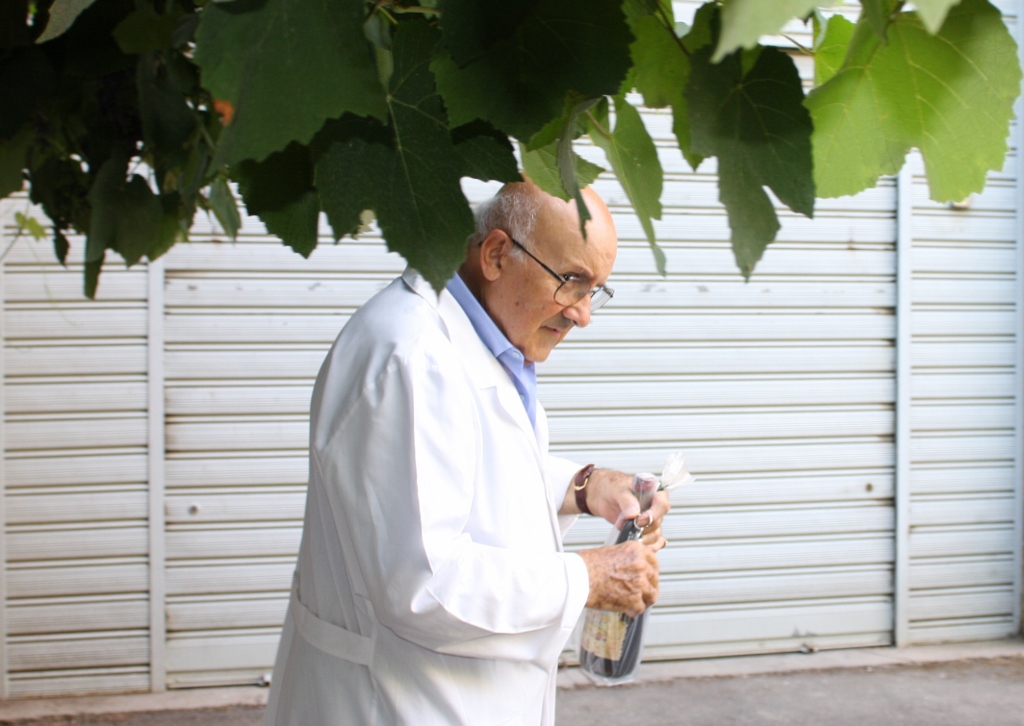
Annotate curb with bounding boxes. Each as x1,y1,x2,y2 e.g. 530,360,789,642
556,636,1024,689
0,638,1021,721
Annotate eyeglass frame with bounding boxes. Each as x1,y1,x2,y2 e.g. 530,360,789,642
505,235,614,311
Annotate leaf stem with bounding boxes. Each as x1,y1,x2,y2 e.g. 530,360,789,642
585,109,612,140
782,34,813,55
655,2,690,58
391,6,441,15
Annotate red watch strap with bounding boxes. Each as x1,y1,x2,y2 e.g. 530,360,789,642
573,464,596,516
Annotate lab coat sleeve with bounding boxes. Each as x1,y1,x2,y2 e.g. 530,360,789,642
544,453,584,539
312,345,589,663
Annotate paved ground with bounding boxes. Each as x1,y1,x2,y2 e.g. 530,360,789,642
556,657,1024,726
2,640,1022,725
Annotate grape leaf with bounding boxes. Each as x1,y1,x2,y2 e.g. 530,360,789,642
137,51,196,154
813,12,854,86
432,0,633,141
15,212,47,241
521,141,604,203
148,194,189,261
54,229,69,266
0,125,31,197
195,0,386,166
209,176,241,240
438,0,535,67
0,46,56,138
451,120,521,183
859,0,897,42
623,0,700,169
113,7,182,54
316,20,476,290
912,0,961,34
235,142,319,257
806,0,1022,202
256,192,320,258
557,98,604,230
687,44,814,277
86,149,163,267
714,0,835,61
587,96,665,274
36,0,99,43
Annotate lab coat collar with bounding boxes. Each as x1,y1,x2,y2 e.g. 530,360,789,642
401,265,545,454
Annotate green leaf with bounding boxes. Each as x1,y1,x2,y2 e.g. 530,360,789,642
438,0,535,67
27,155,91,233
813,13,854,86
431,0,634,141
316,20,475,290
257,191,320,258
913,0,962,34
626,1,684,109
450,120,521,184
520,141,604,202
806,0,1022,202
0,46,56,138
714,0,835,61
54,229,69,266
587,96,665,273
137,51,197,153
114,7,183,54
195,0,386,166
86,150,163,267
860,0,898,41
556,98,604,231
0,125,32,197
209,176,241,240
687,43,814,277
14,212,47,241
235,142,319,256
623,0,700,169
36,0,99,43
150,194,189,261
84,253,103,299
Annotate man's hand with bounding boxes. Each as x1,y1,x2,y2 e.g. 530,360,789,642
563,468,671,549
577,541,660,618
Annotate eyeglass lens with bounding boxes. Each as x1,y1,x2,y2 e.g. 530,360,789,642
554,280,613,311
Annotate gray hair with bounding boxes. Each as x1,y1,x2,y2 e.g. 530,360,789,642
470,183,543,254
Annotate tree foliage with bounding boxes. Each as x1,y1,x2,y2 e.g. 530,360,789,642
0,0,1020,295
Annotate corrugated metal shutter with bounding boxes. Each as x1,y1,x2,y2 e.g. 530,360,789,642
904,147,1022,643
1,199,152,697
0,0,1020,691
159,213,407,686
556,106,899,659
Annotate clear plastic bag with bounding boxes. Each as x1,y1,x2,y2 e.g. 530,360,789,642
577,452,695,686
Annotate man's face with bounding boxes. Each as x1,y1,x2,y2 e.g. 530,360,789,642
483,194,617,363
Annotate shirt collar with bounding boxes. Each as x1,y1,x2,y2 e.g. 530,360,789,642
446,272,537,429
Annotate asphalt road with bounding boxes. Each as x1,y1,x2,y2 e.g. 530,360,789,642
3,657,1023,726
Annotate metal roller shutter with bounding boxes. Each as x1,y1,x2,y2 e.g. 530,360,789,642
901,147,1023,644
159,212,407,686
0,199,152,697
555,108,899,659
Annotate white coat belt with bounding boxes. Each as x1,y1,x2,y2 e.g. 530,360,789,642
290,574,373,666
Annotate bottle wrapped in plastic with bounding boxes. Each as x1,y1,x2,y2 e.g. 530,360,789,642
577,451,695,686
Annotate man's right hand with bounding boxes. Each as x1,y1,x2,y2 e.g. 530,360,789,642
577,541,660,619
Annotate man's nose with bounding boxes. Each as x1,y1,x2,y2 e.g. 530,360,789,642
562,295,592,328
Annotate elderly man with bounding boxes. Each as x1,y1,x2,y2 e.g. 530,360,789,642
263,181,669,725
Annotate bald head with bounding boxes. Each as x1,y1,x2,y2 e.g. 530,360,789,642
469,180,616,252
459,179,618,363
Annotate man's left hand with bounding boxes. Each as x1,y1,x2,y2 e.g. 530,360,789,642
575,469,670,550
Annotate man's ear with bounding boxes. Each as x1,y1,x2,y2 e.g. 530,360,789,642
478,230,510,282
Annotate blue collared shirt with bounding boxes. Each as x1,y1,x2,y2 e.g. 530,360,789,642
446,273,538,430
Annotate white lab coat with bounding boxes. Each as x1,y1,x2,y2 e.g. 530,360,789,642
263,270,590,726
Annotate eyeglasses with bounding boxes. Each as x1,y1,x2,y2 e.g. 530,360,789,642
507,236,614,311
